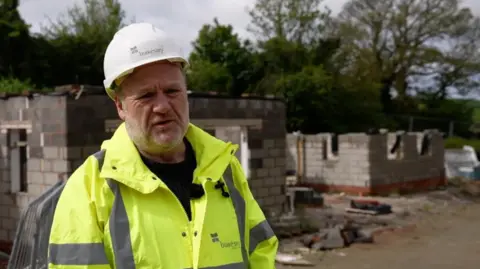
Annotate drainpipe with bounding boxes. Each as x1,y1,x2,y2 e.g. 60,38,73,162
296,134,304,183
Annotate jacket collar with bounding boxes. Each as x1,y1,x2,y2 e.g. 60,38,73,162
99,122,237,194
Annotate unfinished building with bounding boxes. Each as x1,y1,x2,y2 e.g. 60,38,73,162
0,85,287,242
287,131,445,195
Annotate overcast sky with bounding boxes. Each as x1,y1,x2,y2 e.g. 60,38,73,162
18,0,480,55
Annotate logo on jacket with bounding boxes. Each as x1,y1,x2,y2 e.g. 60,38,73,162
210,233,240,249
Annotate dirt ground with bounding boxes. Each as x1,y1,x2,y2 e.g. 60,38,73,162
277,201,480,269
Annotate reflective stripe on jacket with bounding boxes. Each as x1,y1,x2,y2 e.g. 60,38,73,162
48,122,278,269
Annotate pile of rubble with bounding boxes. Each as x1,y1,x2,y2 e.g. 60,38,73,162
271,187,478,266
271,209,390,266
271,200,398,247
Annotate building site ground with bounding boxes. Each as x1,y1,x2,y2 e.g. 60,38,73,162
2,181,479,268
276,181,480,269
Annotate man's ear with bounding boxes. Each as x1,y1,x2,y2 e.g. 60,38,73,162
114,97,126,121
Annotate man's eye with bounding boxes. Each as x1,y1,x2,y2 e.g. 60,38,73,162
165,89,179,95
139,92,155,99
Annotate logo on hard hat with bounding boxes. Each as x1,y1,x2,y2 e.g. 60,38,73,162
130,45,164,57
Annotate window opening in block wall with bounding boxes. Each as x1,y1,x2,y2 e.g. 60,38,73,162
419,132,432,156
322,134,339,160
321,138,327,160
8,128,28,193
239,127,250,179
388,133,403,159
331,134,339,156
214,126,250,179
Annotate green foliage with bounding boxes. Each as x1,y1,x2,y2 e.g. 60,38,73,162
464,99,480,122
405,95,474,136
188,18,255,96
1,0,479,137
334,0,480,113
186,60,232,92
39,0,127,86
445,137,480,151
247,0,331,44
42,0,125,41
0,0,127,89
0,0,33,80
275,65,332,132
0,77,50,93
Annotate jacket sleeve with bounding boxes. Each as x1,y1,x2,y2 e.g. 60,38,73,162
232,159,278,268
48,156,113,269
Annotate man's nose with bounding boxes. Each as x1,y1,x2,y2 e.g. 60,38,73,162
152,92,171,113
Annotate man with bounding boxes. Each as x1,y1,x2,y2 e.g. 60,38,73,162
48,22,278,268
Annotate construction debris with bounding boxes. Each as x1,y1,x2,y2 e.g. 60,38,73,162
461,181,480,196
271,214,318,238
275,253,314,266
350,199,392,214
346,199,393,215
273,186,480,267
302,222,374,251
345,207,379,215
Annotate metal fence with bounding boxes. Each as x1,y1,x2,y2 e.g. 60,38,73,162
7,180,66,269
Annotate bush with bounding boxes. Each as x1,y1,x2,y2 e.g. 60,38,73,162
0,77,51,93
444,136,480,151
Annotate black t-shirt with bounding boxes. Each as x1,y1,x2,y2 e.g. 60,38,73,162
140,139,197,220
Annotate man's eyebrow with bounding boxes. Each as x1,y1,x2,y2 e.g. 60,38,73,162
162,81,184,88
136,85,155,92
135,81,184,92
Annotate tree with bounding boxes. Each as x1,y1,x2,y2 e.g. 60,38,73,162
188,18,255,96
42,0,125,42
334,0,480,113
0,0,33,81
38,0,127,86
247,0,331,45
414,17,480,99
186,60,232,93
244,0,387,133
276,66,331,132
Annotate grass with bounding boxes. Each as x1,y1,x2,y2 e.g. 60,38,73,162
444,136,480,151
464,99,480,122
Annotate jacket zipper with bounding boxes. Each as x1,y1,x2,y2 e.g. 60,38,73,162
189,200,196,268
157,179,195,268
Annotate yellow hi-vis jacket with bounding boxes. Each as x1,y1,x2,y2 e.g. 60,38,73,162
48,123,278,269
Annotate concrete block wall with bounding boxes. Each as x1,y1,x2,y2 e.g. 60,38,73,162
68,86,287,214
65,92,118,169
287,131,445,195
188,97,286,213
0,88,287,243
369,132,445,190
0,95,68,241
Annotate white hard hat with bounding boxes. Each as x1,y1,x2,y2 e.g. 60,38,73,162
103,22,189,99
